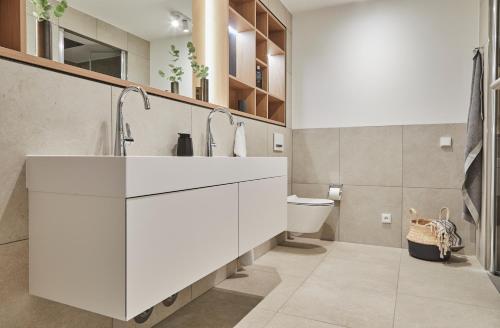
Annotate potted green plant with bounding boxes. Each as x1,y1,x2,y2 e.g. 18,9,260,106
31,0,68,59
187,41,209,102
158,45,184,94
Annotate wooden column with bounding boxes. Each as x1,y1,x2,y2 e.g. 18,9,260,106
0,0,26,52
192,0,229,107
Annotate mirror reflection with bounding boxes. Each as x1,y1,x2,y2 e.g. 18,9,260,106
26,0,201,99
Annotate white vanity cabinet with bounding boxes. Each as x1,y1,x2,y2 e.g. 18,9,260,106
27,156,287,321
126,184,239,318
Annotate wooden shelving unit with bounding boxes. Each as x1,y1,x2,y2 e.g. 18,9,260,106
228,0,286,125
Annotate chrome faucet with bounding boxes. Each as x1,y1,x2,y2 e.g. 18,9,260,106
114,86,151,156
206,107,235,157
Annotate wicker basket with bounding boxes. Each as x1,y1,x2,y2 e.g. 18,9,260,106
406,208,437,245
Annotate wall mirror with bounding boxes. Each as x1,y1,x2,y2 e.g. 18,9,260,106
24,0,203,100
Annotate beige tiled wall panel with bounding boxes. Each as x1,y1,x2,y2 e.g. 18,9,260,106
340,126,403,187
127,54,151,86
127,34,151,60
339,185,403,248
0,241,113,327
97,21,128,50
403,124,466,189
402,187,475,255
240,118,268,157
292,128,340,184
267,125,293,183
0,59,112,244
59,7,97,39
111,87,191,156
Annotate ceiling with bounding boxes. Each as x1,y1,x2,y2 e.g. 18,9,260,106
69,0,192,41
281,0,370,13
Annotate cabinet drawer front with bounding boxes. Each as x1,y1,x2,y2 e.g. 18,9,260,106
239,176,287,255
126,184,238,319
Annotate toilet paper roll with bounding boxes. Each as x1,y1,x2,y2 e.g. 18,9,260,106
328,186,342,201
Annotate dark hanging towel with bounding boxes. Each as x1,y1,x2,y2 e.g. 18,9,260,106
462,49,484,225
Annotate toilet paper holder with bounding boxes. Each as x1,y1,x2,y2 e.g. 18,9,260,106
328,184,343,202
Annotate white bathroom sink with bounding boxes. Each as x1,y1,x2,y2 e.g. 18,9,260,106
26,156,287,198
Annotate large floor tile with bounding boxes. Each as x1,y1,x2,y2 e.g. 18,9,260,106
339,185,403,247
398,253,500,310
255,274,305,312
234,309,276,328
216,268,285,298
394,294,500,328
253,242,330,278
154,289,262,328
326,242,402,267
280,281,396,328
265,313,343,328
309,257,399,294
340,126,402,187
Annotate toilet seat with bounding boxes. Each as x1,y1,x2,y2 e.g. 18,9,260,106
287,195,334,206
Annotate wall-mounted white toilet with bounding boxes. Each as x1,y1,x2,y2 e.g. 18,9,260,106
287,195,334,233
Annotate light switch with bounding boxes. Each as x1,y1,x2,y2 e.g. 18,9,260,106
440,136,453,148
273,133,284,152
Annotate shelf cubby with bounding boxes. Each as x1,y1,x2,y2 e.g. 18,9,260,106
229,75,256,115
256,89,268,118
227,0,286,125
256,36,268,64
268,14,286,51
229,0,256,27
256,61,268,91
256,1,268,37
229,7,254,32
268,94,285,123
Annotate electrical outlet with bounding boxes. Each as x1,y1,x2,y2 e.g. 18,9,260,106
381,213,392,224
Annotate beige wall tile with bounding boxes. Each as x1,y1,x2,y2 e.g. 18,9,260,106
291,183,339,241
111,87,191,156
191,107,237,156
240,118,268,157
97,21,128,50
267,126,292,183
340,126,402,187
127,54,150,86
253,237,279,260
59,7,97,39
292,128,340,184
402,187,476,255
340,185,402,247
0,241,112,327
0,59,111,244
127,34,151,59
403,124,466,188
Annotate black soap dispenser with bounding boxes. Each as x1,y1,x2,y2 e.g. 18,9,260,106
177,133,193,156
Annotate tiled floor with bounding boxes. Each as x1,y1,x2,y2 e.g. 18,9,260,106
233,238,500,328
156,238,500,328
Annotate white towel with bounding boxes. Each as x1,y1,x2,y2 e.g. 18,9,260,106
234,122,247,157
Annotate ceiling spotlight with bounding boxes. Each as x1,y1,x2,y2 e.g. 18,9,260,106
171,18,180,28
182,19,189,33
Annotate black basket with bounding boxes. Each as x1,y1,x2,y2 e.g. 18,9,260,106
408,240,451,262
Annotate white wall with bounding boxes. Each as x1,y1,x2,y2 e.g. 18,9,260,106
292,0,480,129
150,34,193,97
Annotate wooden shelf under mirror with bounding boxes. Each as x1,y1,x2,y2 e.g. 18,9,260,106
227,0,287,125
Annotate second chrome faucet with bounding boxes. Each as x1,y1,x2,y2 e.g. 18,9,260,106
206,107,235,157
